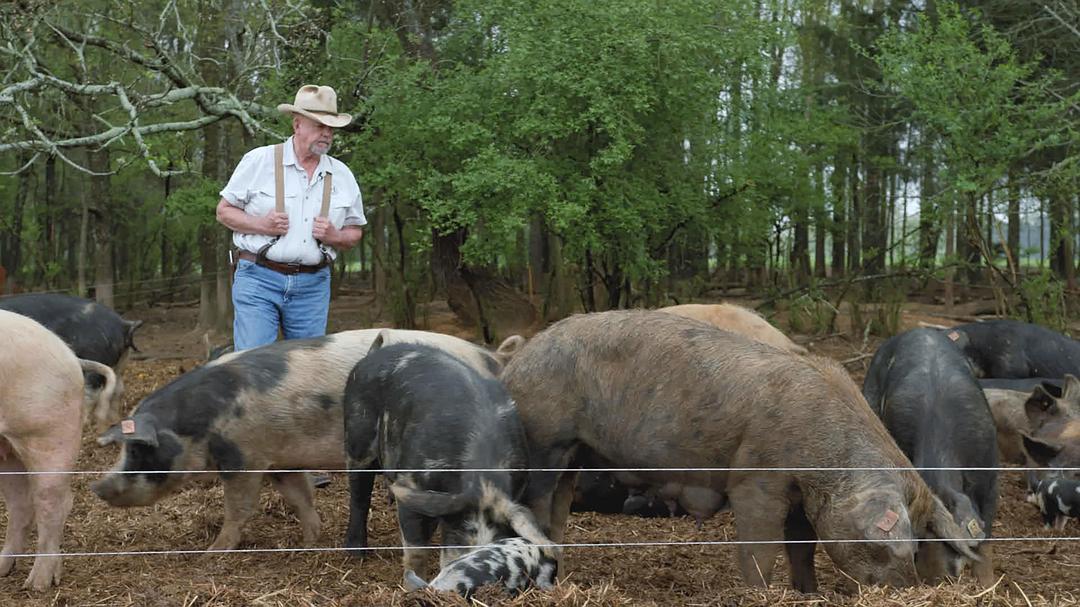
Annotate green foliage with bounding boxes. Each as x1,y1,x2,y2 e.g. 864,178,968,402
874,1,1074,206
786,285,838,335
166,178,221,228
1019,269,1068,333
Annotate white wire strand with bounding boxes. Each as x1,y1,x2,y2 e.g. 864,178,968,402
3,536,1078,560
8,465,1079,475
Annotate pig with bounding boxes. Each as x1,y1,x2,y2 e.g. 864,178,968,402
0,293,143,430
660,303,807,354
91,328,523,551
1017,375,1080,483
0,310,84,591
403,537,557,598
343,342,552,580
572,451,679,517
946,320,1080,379
978,379,1069,466
501,310,979,592
569,303,804,517
862,328,998,585
1026,477,1080,529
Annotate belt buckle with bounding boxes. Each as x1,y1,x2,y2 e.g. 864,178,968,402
285,261,302,274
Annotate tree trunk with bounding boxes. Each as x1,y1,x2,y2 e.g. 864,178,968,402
831,157,846,277
432,228,538,342
1050,192,1076,289
371,193,387,301
1007,175,1020,271
2,152,31,293
89,148,114,308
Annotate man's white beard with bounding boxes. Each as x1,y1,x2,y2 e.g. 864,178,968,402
309,141,331,156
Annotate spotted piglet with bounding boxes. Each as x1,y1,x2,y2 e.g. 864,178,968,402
1027,478,1080,529
403,537,557,598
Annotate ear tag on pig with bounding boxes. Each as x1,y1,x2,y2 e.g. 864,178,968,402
947,331,960,342
121,419,136,435
875,509,899,533
966,518,982,537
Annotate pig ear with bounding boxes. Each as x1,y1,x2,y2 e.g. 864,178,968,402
96,417,158,448
1025,385,1063,430
1063,375,1080,408
495,335,526,362
497,493,560,558
1022,433,1064,466
368,330,389,355
924,496,981,562
124,319,144,351
390,485,471,518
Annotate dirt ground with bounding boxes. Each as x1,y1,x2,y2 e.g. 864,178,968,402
1,293,1078,606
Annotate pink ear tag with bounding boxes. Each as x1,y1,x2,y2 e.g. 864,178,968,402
947,331,960,342
876,509,899,533
121,419,136,435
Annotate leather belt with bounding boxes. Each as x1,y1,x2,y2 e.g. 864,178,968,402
237,250,328,274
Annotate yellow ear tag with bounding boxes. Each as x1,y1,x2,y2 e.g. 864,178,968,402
966,518,982,537
876,509,899,532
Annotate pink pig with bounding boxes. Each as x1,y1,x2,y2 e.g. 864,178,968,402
0,309,84,591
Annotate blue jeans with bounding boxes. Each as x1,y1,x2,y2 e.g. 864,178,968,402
232,259,331,351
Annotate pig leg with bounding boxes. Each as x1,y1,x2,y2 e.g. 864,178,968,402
729,478,788,587
0,458,33,578
783,504,818,593
345,467,377,554
971,542,994,587
24,471,74,591
268,473,320,546
210,472,264,550
397,505,436,579
548,471,578,545
17,427,79,592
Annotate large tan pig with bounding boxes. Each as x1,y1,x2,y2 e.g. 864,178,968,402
660,303,807,354
0,310,85,591
502,310,977,592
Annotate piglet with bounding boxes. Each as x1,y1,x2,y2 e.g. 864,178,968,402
404,537,557,598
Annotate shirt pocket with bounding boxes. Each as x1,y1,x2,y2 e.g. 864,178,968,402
326,185,353,227
251,187,295,216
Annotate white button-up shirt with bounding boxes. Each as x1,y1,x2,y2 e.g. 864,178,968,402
220,137,366,265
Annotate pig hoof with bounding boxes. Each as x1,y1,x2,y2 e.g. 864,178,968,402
23,561,61,592
0,556,15,577
207,534,241,552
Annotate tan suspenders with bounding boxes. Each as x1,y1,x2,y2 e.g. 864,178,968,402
256,144,334,262
273,143,333,216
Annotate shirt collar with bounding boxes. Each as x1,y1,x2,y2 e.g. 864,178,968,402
282,136,333,177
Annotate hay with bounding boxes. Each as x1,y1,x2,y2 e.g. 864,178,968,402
1,300,1078,605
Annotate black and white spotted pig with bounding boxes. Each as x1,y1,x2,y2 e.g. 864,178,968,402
91,329,522,551
403,537,557,598
0,293,141,431
1027,478,1080,529
343,343,553,581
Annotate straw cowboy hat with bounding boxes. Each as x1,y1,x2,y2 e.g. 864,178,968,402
277,85,352,128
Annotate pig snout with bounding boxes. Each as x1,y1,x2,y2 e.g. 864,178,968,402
90,474,157,507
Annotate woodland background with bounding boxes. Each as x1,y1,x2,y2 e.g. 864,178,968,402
2,0,1079,342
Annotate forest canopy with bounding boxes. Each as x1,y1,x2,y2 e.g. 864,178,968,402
1,0,1078,339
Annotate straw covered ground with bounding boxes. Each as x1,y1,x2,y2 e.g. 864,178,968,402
0,297,1078,606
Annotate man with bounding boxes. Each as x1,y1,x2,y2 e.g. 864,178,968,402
216,85,365,488
216,84,365,350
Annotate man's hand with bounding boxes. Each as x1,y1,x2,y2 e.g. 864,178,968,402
261,211,290,236
312,216,337,243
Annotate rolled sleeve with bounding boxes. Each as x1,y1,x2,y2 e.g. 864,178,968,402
343,189,367,227
219,149,263,208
